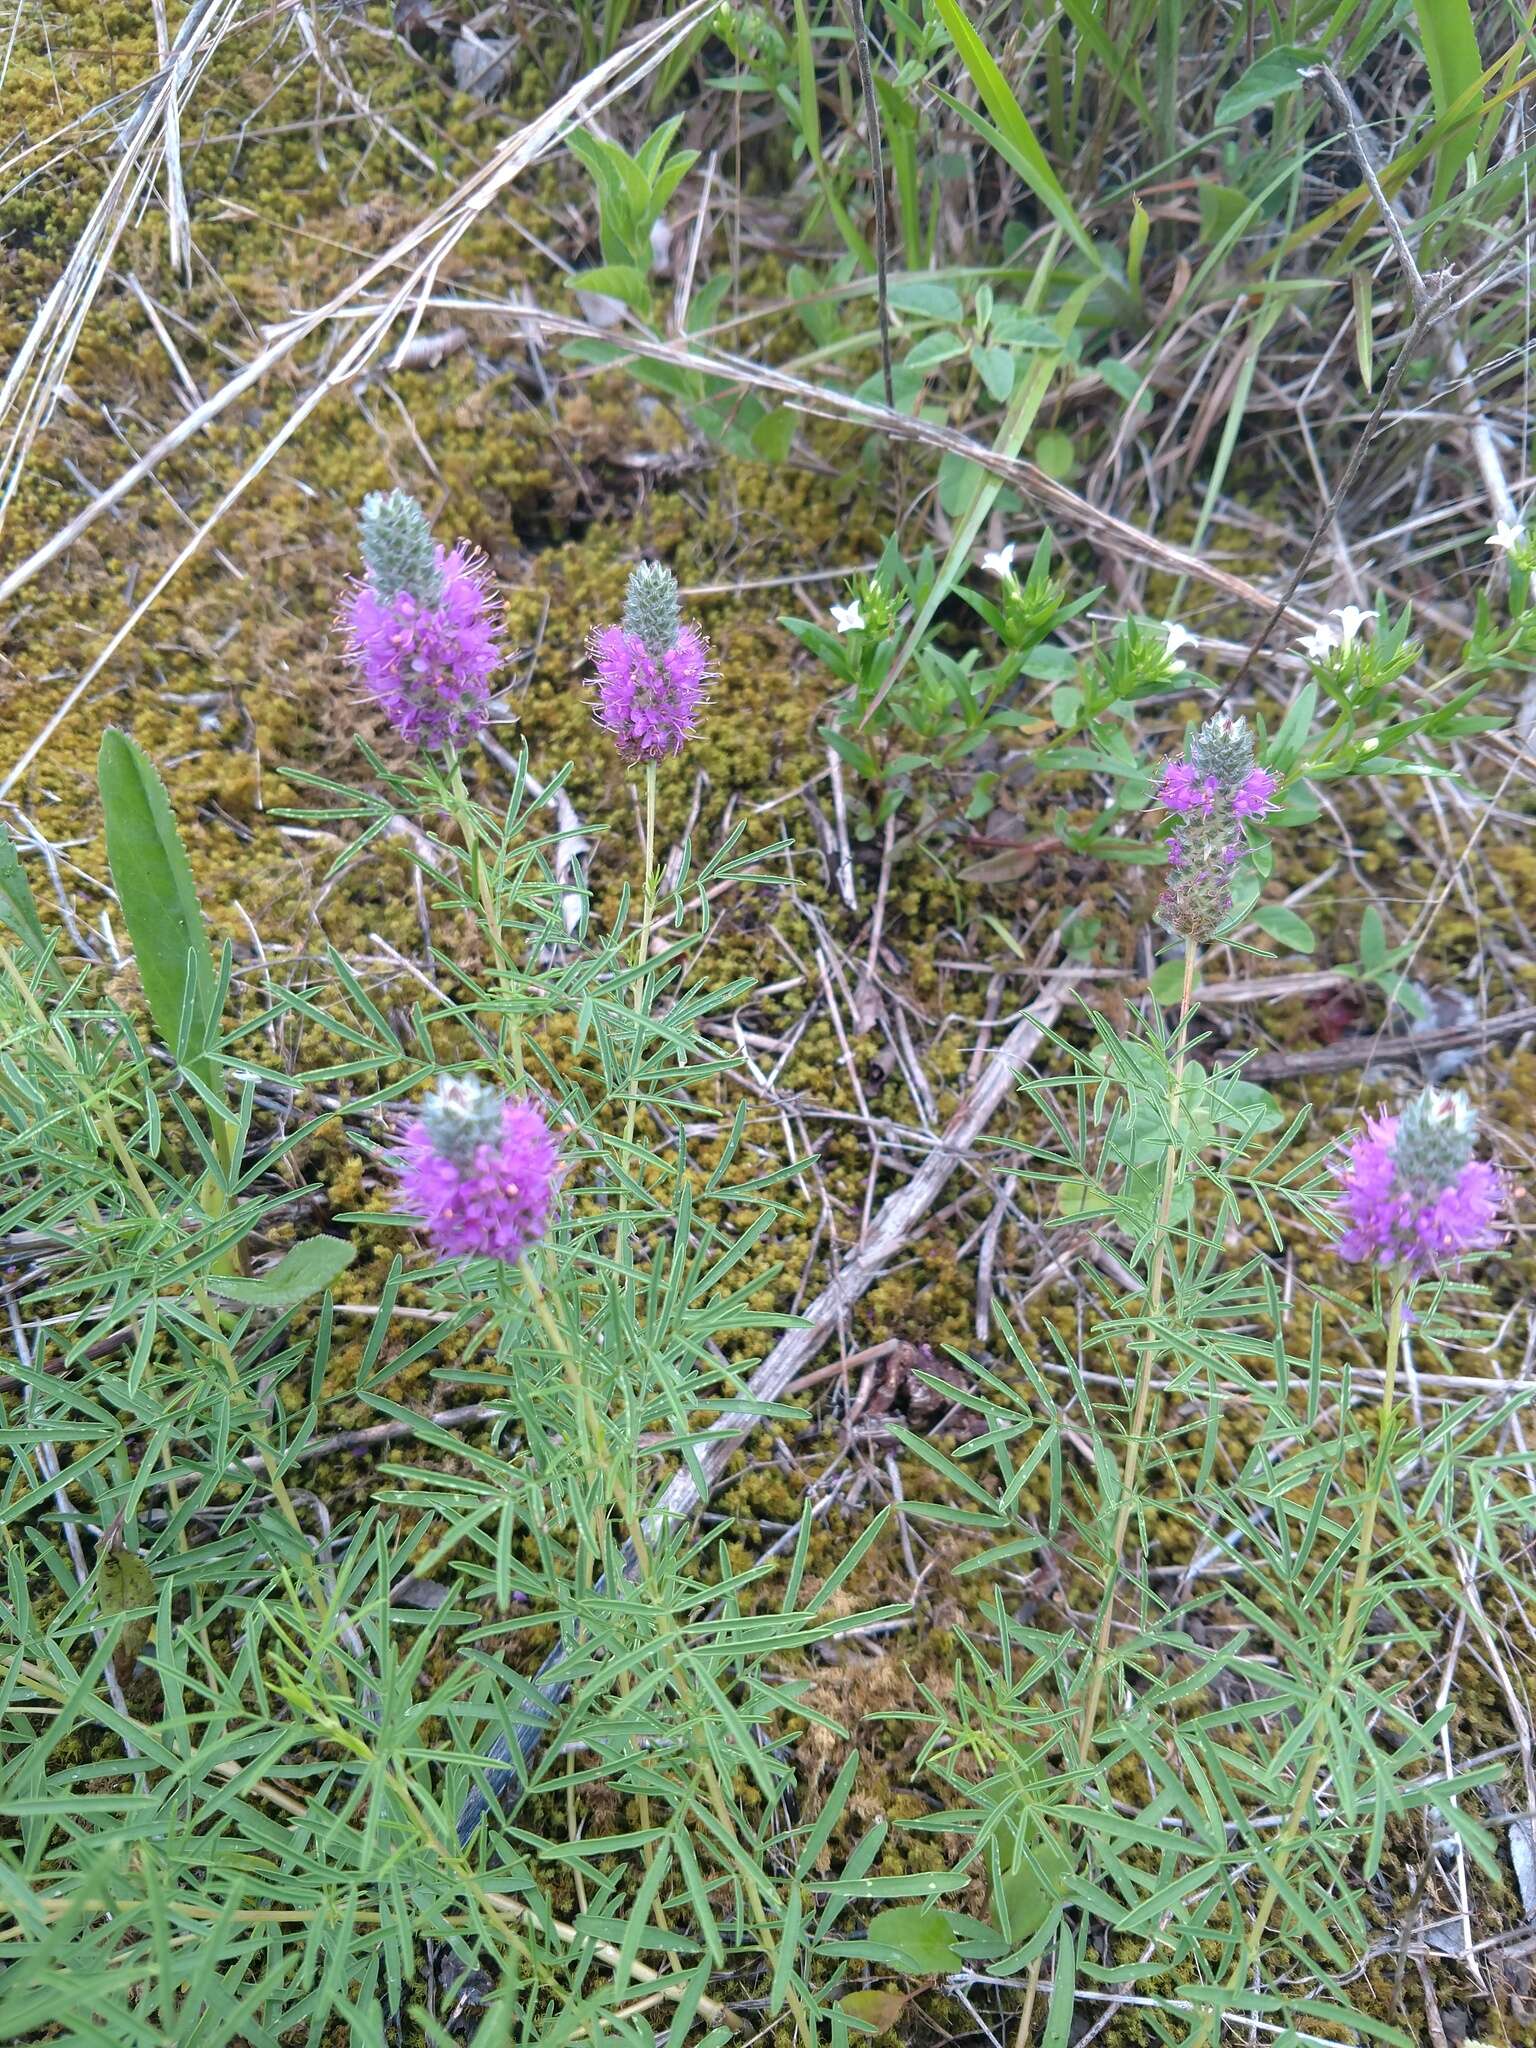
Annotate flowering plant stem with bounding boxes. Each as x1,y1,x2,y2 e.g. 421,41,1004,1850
1075,940,1199,1765
623,760,658,1155
439,756,524,1083
1187,1272,1409,2048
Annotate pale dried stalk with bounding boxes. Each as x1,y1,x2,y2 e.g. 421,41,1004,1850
0,0,242,521
270,293,1317,628
454,964,1076,1844
0,0,719,802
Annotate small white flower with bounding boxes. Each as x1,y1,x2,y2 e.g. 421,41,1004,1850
830,600,866,635
1162,622,1198,668
1332,605,1373,647
1297,623,1339,663
1489,519,1526,553
982,544,1016,579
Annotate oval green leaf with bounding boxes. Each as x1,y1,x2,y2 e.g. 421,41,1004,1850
1214,45,1314,126
865,1904,963,1976
1252,902,1316,953
204,1236,357,1311
98,728,218,1092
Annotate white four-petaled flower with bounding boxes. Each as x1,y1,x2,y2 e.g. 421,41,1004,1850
1297,623,1339,663
982,544,1016,578
1163,622,1198,667
1332,605,1372,647
1489,520,1526,554
830,600,866,634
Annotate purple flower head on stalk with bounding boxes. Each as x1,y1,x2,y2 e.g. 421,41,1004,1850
1149,714,1278,941
340,491,504,750
1335,1088,1506,1278
397,1076,559,1265
589,560,711,762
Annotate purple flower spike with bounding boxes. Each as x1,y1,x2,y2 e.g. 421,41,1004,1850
343,543,504,751
398,1077,559,1265
1335,1089,1506,1278
1232,766,1279,820
1158,762,1218,816
1147,715,1283,940
589,560,712,763
589,621,710,762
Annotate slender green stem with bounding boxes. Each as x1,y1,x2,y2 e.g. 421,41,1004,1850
1186,1275,1409,2048
516,1247,802,2031
1075,940,1200,1765
440,755,524,1085
518,1253,649,1576
623,761,658,1156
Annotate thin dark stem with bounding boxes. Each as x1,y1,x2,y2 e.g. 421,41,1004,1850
843,0,894,409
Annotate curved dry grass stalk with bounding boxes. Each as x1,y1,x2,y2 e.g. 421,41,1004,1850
0,0,719,801
0,0,246,526
266,292,1320,626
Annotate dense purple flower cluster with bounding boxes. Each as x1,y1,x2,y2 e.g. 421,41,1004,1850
397,1077,559,1265
589,622,710,761
343,543,504,751
1159,761,1277,826
589,559,710,762
1151,716,1278,940
1335,1089,1505,1277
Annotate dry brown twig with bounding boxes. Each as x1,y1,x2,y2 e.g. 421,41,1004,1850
282,293,1320,627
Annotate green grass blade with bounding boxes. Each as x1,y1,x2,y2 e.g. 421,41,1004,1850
929,0,1103,272
1413,0,1484,207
